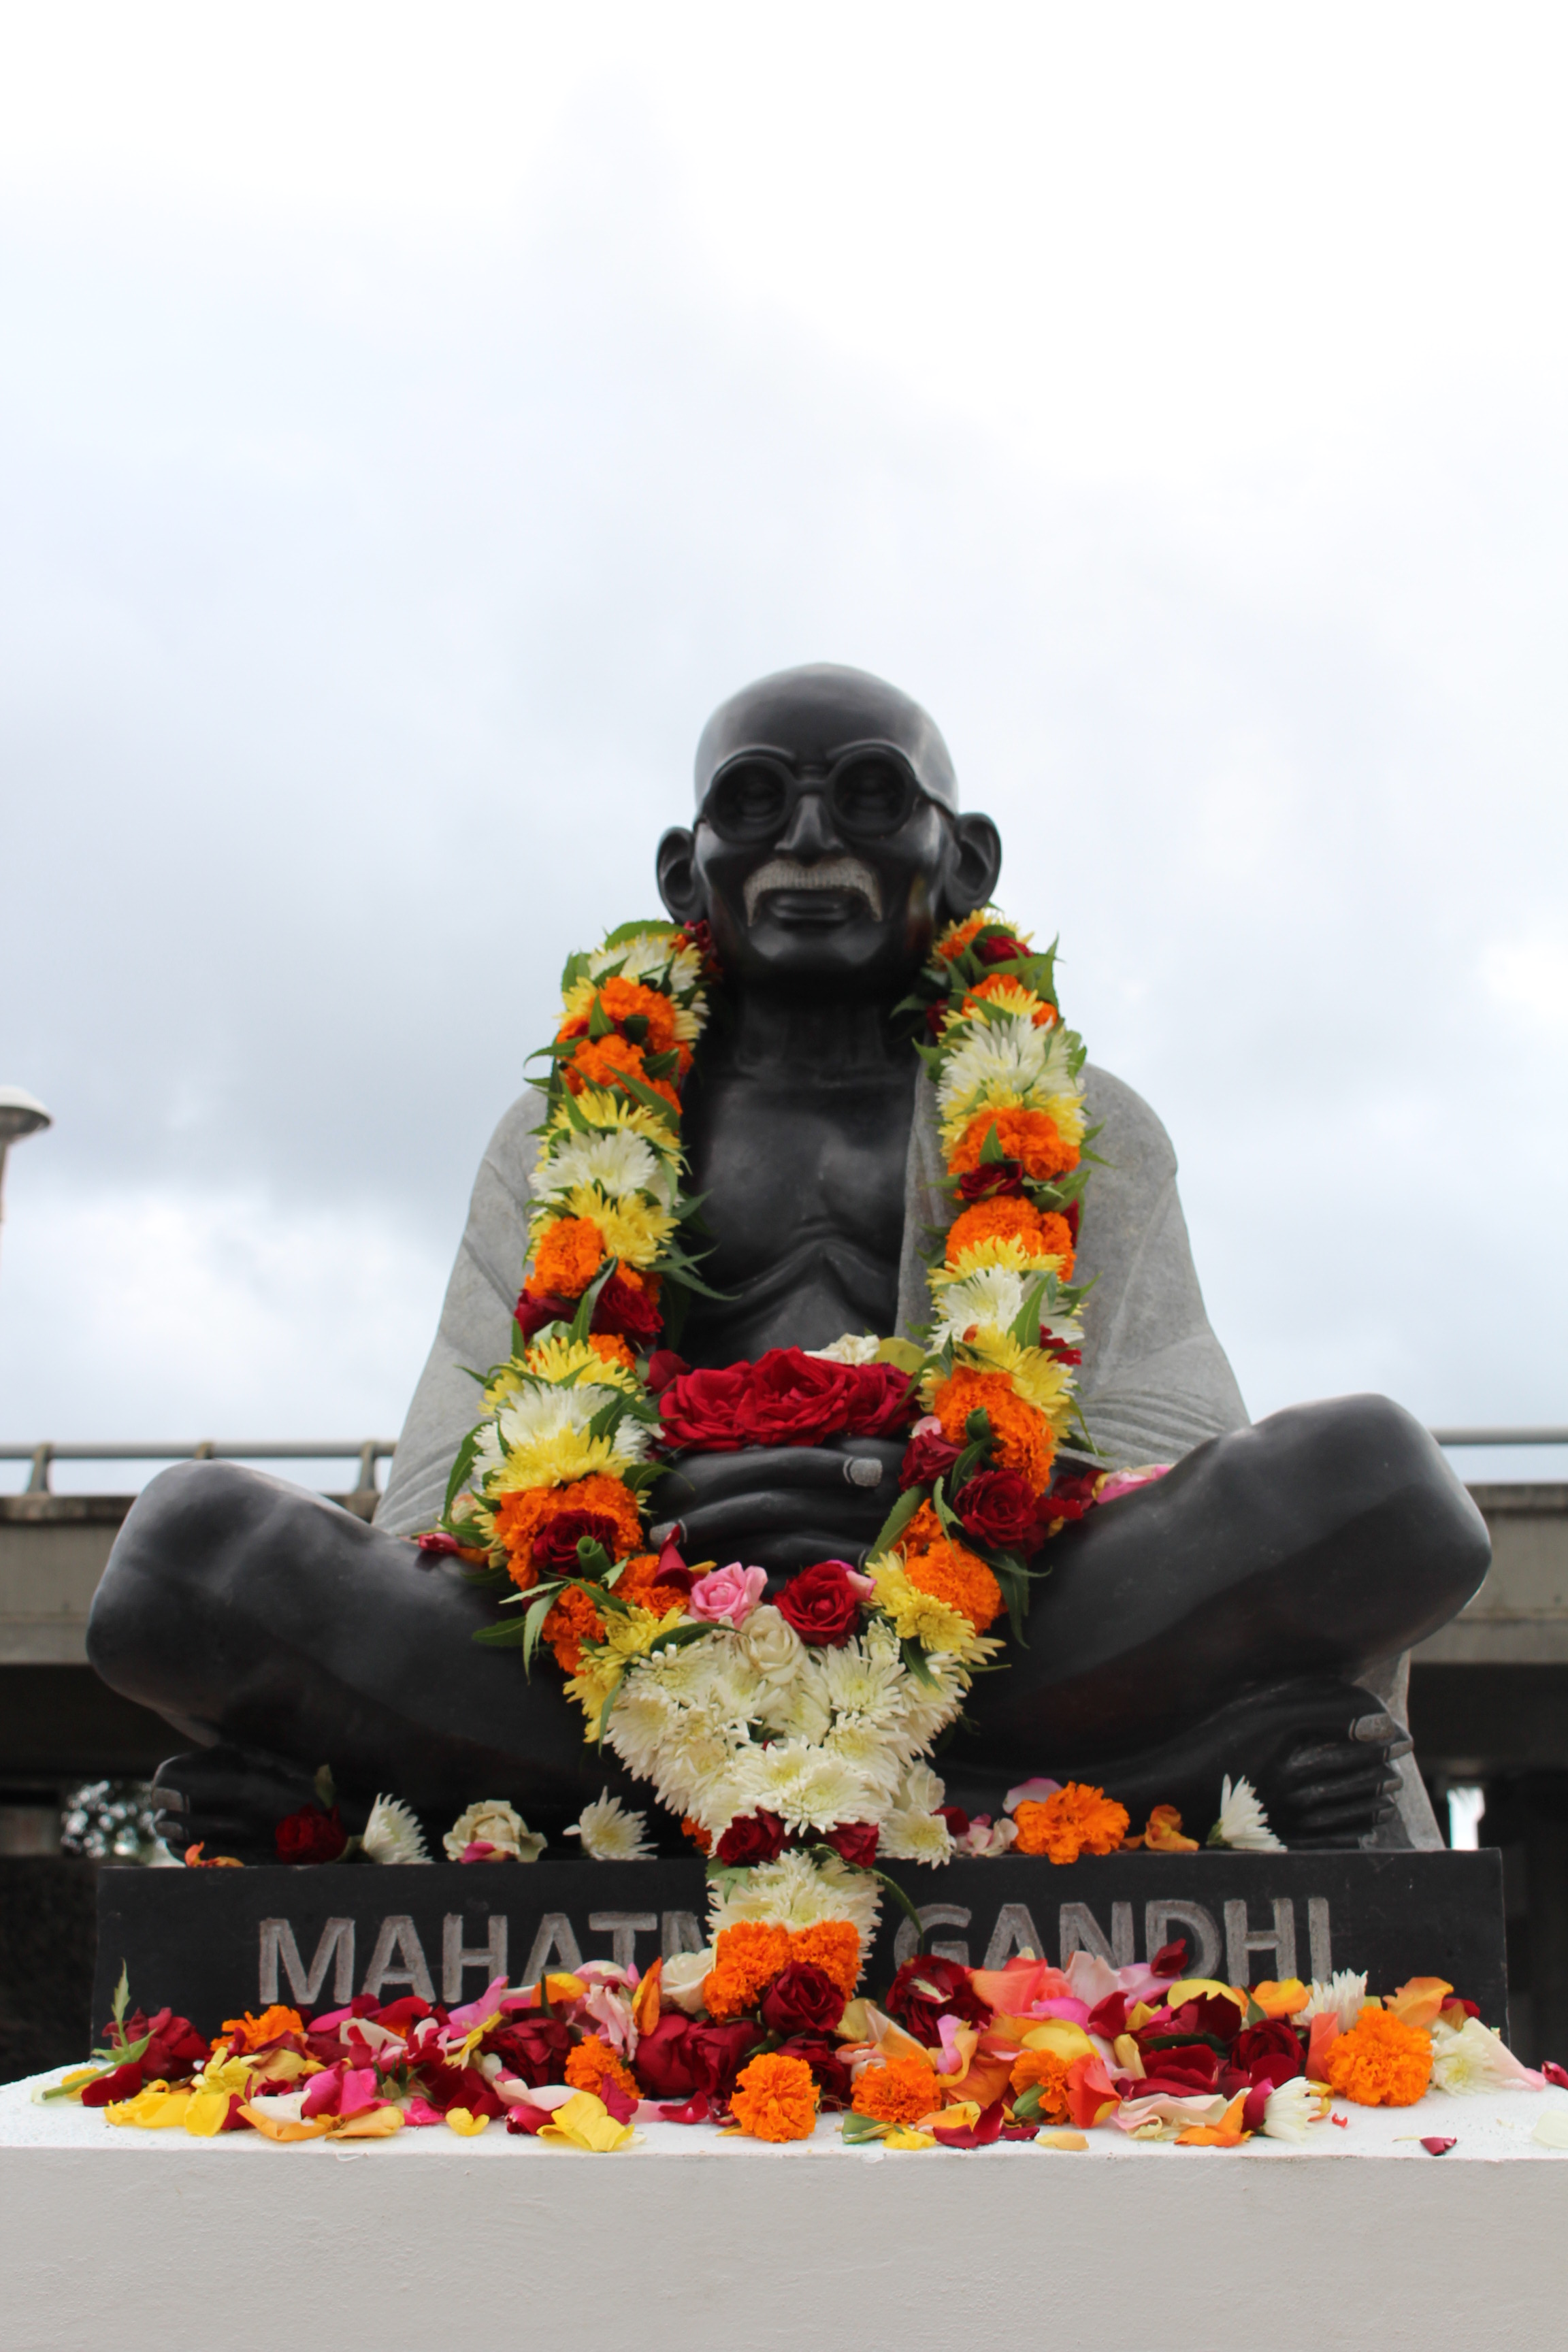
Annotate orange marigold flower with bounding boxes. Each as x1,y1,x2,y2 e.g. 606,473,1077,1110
951,1107,1077,1181
681,1816,713,1855
1324,2006,1433,2108
528,1215,605,1300
1009,2047,1072,2122
936,914,987,962
543,1583,604,1671
564,2034,640,2105
494,1473,644,1595
565,1033,681,1113
787,1921,862,1999
587,1332,636,1372
617,1550,693,1617
220,2004,304,2051
730,2051,819,2142
898,1512,1004,1635
945,1196,1075,1279
1011,1782,1130,1863
851,2051,942,2126
958,974,1058,1027
703,1921,792,2019
932,1367,1056,1493
595,975,678,1056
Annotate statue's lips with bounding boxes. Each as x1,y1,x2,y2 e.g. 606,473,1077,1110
742,855,883,924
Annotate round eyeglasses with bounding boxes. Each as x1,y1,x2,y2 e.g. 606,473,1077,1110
699,748,930,845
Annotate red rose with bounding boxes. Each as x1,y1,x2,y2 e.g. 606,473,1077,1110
956,1162,1025,1202
774,2033,854,2108
1228,2019,1306,2089
777,1561,864,1647
934,1804,970,1842
632,2013,698,2100
955,1467,1046,1552
532,1509,627,1573
514,1287,573,1340
644,1349,690,1394
820,1820,880,1867
1042,1468,1100,1524
976,932,1029,964
1136,2042,1219,2096
593,1270,663,1345
841,1362,916,1439
715,1810,787,1867
116,2006,209,2079
759,1963,845,2038
900,1428,963,1490
735,1348,860,1447
489,2015,573,2087
80,2059,144,2106
685,2020,762,2100
885,1955,990,2046
659,1362,753,1452
274,1802,347,1865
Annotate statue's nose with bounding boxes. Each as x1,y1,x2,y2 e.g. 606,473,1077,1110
775,784,839,859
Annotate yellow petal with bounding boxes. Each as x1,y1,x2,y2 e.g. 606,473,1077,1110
544,1974,586,2005
1019,2019,1096,2063
444,2107,490,2137
1165,1979,1246,2012
240,2104,333,2144
1249,1980,1309,2019
883,2127,938,2150
1035,2129,1090,2152
538,2091,636,2151
331,2106,404,2139
1113,2034,1146,2078
184,2090,238,2137
106,2086,192,2130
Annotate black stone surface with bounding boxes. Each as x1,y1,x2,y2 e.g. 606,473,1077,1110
93,1848,1507,2042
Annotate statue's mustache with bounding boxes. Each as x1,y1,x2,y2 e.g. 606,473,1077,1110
742,855,884,924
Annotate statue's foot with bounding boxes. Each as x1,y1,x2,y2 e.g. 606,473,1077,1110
149,1745,371,1864
944,1674,1410,1851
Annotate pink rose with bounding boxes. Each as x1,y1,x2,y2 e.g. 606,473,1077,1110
688,1562,768,1627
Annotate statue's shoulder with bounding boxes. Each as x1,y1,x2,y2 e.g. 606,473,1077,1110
473,1085,550,1200
1081,1062,1179,1196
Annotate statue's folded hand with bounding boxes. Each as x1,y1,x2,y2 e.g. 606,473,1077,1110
649,1437,909,1579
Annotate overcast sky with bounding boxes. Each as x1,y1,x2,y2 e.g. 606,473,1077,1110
2,4,1565,1488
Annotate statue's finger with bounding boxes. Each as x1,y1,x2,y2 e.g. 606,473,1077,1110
655,1447,896,1505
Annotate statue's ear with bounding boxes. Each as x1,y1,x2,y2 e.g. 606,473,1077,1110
941,811,1002,917
656,826,704,922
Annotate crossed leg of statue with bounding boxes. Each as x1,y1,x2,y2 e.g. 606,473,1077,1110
86,1394,1488,1859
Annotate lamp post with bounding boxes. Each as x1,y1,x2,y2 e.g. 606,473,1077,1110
0,1085,52,1275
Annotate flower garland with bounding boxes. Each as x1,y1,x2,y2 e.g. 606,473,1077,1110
434,908,1128,1976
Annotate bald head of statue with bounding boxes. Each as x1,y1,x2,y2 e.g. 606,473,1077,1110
657,663,1002,992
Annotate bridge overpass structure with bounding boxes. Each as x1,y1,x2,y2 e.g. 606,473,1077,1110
3,1437,1567,2059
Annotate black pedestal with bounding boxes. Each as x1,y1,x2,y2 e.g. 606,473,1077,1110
92,1848,1507,2038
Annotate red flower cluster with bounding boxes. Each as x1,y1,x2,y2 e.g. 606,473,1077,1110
659,1348,914,1452
274,1802,348,1865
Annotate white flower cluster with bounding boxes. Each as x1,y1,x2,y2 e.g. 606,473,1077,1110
603,1605,968,1855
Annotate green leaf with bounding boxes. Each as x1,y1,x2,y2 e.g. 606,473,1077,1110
471,1618,532,1648
875,1337,924,1374
569,1257,620,1343
441,1429,481,1525
112,1962,130,2031
587,992,615,1039
898,1637,936,1688
868,1483,922,1558
521,1588,559,1676
840,2111,891,2145
964,1407,993,1446
313,1763,337,1812
575,1536,615,1581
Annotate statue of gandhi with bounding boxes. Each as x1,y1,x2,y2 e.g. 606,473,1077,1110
87,664,1489,1858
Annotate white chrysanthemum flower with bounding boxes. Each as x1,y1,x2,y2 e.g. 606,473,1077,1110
1298,1970,1368,2034
821,1719,910,1797
773,1678,832,1746
1260,2078,1324,2141
1429,2014,1537,2094
1207,1774,1284,1852
532,1125,672,1207
878,1761,956,1866
586,930,681,985
805,1333,883,1364
815,1632,905,1722
734,1740,877,1832
493,1378,650,1488
600,1680,679,1782
362,1793,431,1865
709,1849,881,1948
566,1788,655,1861
929,1262,1030,1343
936,1011,1077,1123
443,1799,546,1863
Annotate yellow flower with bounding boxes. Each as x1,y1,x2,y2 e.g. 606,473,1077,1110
519,1335,643,1397
564,1654,624,1729
548,1089,681,1158
444,2108,490,2136
495,1428,633,1492
868,1562,987,1660
933,1234,1068,1284
602,1603,684,1662
559,1187,676,1270
1038,1089,1087,1154
538,2091,636,2152
931,1331,1075,1431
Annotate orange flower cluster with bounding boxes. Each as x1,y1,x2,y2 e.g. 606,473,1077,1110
529,1215,605,1299
936,913,987,962
958,973,1058,1027
220,2006,302,2053
1012,1782,1130,1863
702,1918,864,2019
564,2034,640,2105
618,1550,696,1618
495,1473,643,1597
542,1584,604,1673
730,2051,819,2143
945,1195,1075,1280
561,1032,681,1114
899,1502,1004,1633
1324,2006,1433,2108
950,1106,1076,1182
851,2051,941,2125
1009,2047,1072,2121
932,1367,1056,1494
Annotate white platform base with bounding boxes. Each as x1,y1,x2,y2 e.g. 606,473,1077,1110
5,2071,1567,2351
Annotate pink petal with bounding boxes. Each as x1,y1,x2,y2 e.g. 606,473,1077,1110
1004,1776,1063,1811
337,2068,382,2118
402,2097,449,2127
448,1978,510,2032
1421,2137,1457,2155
